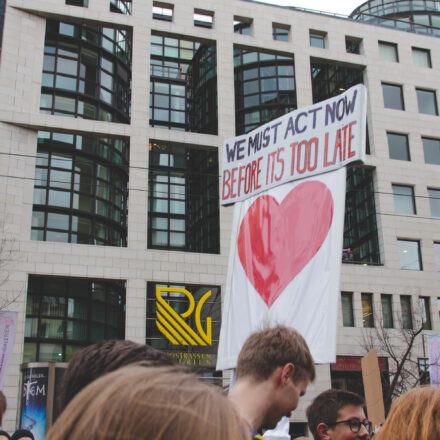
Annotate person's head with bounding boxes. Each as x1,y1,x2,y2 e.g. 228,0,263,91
10,430,34,440
47,365,249,440
374,386,440,440
58,339,174,411
0,391,6,426
306,389,370,440
236,325,315,428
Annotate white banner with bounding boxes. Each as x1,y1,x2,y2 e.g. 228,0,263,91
221,84,366,205
0,310,18,389
216,168,346,370
428,335,440,387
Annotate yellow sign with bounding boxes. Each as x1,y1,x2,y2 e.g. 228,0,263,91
156,287,212,346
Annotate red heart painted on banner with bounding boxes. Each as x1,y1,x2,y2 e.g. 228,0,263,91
237,181,334,308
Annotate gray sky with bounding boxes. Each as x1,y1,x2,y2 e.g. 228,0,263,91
251,0,364,16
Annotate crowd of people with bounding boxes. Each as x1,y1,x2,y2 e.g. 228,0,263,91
0,328,439,440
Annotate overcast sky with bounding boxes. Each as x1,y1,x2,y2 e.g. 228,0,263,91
251,0,364,16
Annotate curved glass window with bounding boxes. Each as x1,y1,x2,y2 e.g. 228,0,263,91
31,131,129,247
24,275,125,362
149,33,217,134
148,141,219,253
40,20,131,123
350,0,440,36
234,47,296,135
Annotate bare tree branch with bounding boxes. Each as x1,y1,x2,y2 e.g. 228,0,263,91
361,312,431,413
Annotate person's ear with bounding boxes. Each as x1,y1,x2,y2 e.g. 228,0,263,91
317,422,331,440
280,363,295,385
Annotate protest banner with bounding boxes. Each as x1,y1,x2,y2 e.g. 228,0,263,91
221,84,366,205
216,167,346,370
0,310,18,389
217,85,367,371
428,335,440,387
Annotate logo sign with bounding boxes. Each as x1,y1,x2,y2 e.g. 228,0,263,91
221,84,367,205
156,286,212,346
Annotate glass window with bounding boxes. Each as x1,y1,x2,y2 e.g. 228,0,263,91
361,293,374,327
379,41,399,62
341,292,354,327
418,358,430,385
346,37,361,54
234,17,252,35
148,141,219,254
32,131,129,247
234,48,296,135
422,137,440,165
149,33,217,134
24,275,125,362
40,19,132,124
382,83,404,110
110,0,132,15
381,294,394,328
412,47,431,68
344,168,380,264
387,132,410,161
392,184,416,214
194,10,213,28
310,32,325,48
428,188,440,217
419,297,432,330
66,0,88,7
152,3,173,21
435,243,440,271
398,239,422,270
273,24,289,41
416,89,438,115
400,295,413,329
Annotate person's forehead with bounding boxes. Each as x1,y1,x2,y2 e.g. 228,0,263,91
336,404,366,420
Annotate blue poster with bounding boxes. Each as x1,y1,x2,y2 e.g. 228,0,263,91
20,367,48,440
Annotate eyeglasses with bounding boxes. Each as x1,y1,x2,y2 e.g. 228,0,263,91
327,418,372,434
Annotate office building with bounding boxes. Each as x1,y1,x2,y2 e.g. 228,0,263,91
0,0,439,436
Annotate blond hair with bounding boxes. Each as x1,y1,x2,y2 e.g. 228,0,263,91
374,387,440,440
47,365,249,440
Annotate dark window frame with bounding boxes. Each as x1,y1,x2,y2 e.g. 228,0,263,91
381,294,394,328
428,187,440,217
341,291,355,327
398,239,423,271
378,40,399,62
392,184,416,215
400,295,413,329
24,275,126,363
382,82,405,110
148,140,219,254
361,293,374,328
416,88,438,115
31,131,129,247
419,296,432,330
387,132,410,161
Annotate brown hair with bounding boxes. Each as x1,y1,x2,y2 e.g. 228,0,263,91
0,391,6,426
306,389,365,440
58,339,174,411
374,387,440,440
47,365,249,440
236,325,315,382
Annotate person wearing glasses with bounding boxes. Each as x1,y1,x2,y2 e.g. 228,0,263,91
306,389,371,440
